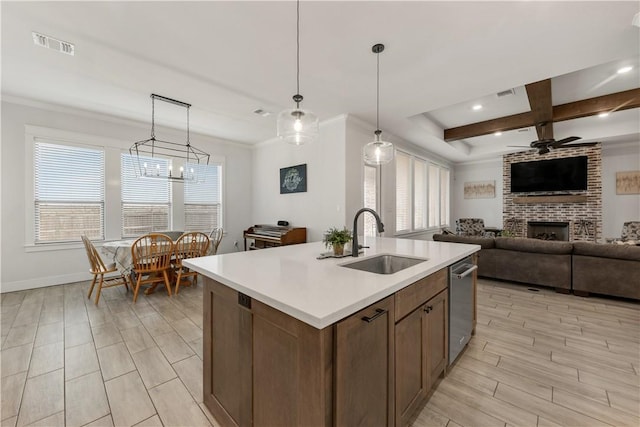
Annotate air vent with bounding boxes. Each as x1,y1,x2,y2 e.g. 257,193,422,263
517,128,530,133
253,108,271,117
32,32,75,56
497,89,516,97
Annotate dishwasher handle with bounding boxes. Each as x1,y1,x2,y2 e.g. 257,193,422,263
453,264,477,279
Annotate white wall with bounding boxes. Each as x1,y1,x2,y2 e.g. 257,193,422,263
602,141,640,238
251,115,347,243
1,99,252,292
450,140,640,236
451,158,503,229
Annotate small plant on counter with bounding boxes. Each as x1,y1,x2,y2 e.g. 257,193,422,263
323,227,352,256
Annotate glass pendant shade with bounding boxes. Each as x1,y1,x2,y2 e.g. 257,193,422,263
277,108,319,145
363,132,394,165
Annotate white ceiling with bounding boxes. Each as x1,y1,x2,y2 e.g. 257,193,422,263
2,1,639,163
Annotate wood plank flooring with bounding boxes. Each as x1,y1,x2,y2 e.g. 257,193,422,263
1,277,638,426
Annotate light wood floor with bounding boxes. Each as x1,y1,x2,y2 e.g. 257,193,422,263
1,277,638,426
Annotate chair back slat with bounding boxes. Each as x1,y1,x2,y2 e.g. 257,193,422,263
131,234,174,273
82,235,109,273
209,228,224,255
175,232,210,264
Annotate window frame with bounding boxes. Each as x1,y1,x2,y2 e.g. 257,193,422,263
394,149,450,235
184,160,225,233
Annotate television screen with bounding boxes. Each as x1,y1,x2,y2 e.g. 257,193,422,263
510,156,588,193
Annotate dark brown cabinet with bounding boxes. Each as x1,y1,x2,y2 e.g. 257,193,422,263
203,264,461,427
335,296,395,427
394,268,449,427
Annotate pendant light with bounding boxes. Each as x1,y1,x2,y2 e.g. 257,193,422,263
363,43,394,165
277,0,319,145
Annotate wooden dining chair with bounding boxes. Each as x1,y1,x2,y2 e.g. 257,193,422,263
174,232,210,294
82,235,129,305
208,227,224,255
130,233,174,303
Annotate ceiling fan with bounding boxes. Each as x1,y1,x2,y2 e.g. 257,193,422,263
510,122,595,155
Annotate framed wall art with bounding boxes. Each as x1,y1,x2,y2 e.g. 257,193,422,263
464,180,496,199
616,170,640,195
280,164,307,194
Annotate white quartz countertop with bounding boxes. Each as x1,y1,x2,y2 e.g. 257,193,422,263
184,237,480,329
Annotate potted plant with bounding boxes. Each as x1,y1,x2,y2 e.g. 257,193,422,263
323,227,352,256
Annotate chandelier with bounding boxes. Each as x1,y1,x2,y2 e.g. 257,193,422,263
130,94,210,182
276,0,319,145
363,43,394,166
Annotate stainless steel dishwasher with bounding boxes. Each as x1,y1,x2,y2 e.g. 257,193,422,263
449,257,477,365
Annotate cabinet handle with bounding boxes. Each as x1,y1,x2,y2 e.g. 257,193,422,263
362,308,387,323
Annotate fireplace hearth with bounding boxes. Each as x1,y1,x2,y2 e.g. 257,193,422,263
527,221,569,241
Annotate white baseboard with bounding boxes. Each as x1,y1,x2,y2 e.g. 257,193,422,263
0,272,91,293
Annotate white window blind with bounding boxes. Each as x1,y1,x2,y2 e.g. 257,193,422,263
440,168,450,227
34,141,105,243
363,165,378,237
395,151,412,232
121,154,171,237
428,164,440,228
184,163,222,233
414,158,427,230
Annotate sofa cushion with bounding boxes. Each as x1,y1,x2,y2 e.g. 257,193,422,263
494,237,573,254
432,234,495,249
573,241,640,261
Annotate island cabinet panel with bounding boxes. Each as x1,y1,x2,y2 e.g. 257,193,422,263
335,295,395,427
203,279,252,427
426,289,448,391
395,306,428,427
395,268,448,321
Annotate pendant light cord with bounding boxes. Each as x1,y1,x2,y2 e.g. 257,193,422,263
296,0,300,107
376,50,380,131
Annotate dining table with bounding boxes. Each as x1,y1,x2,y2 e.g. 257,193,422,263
101,235,213,295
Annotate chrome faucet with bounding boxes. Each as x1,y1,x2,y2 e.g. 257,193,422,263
352,208,385,257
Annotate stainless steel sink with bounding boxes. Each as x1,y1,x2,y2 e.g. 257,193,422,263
340,254,428,275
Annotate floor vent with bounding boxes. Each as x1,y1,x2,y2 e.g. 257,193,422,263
32,32,75,56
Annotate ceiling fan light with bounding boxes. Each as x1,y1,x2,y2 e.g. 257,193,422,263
363,138,394,165
277,108,319,145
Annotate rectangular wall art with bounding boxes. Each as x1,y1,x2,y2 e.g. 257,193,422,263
280,164,307,194
616,170,640,195
464,180,496,199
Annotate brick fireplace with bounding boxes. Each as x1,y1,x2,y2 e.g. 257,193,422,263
503,144,602,242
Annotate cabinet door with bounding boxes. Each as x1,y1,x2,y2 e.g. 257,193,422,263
425,290,448,390
395,306,428,427
335,296,395,427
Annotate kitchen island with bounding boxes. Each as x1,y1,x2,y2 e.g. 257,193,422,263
184,237,480,427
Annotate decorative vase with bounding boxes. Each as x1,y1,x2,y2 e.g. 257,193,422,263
333,243,344,256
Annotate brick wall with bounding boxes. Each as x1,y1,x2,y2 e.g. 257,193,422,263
503,144,602,242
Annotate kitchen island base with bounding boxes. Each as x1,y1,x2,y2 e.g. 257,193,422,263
203,265,460,427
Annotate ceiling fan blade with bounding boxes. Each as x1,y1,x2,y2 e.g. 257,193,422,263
555,142,598,148
550,136,581,148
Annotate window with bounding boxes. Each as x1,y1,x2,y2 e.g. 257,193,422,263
363,165,378,237
395,151,412,232
34,141,105,243
396,150,450,233
184,163,223,233
121,154,171,237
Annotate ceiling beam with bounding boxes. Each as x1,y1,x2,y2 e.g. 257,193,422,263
525,79,553,140
444,88,640,142
553,88,640,122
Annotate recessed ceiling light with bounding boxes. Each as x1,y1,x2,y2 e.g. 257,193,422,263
472,104,483,111
494,131,502,136
617,66,633,74
598,112,609,118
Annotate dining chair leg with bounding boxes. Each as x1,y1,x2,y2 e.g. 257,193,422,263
163,270,172,297
133,274,143,303
122,275,130,292
174,269,183,295
95,275,104,305
87,275,97,299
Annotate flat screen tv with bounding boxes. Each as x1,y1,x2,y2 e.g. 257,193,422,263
510,156,588,193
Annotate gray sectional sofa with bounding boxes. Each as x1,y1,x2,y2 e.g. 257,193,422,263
433,234,640,300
